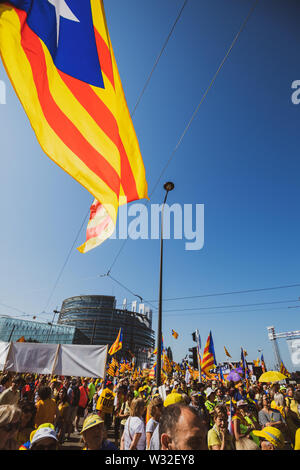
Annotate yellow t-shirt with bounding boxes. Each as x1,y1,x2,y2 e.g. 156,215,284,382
294,428,300,450
35,398,57,428
207,426,234,450
58,401,69,420
96,388,115,414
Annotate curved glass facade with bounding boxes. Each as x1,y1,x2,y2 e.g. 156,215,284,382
0,315,89,345
58,295,155,366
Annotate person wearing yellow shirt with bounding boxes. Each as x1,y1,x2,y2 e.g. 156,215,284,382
34,386,58,429
294,427,300,450
96,381,115,430
207,405,234,450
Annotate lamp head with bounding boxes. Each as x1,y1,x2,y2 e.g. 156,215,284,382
164,181,175,192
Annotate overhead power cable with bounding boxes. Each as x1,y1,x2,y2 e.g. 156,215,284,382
131,0,189,118
42,209,90,314
107,0,260,274
162,298,299,313
162,304,299,317
144,282,300,303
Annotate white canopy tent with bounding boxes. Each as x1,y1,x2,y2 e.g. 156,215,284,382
0,341,108,378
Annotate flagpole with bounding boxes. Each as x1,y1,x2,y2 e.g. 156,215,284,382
156,182,174,387
196,329,201,384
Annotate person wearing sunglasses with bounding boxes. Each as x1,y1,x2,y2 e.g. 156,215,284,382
0,404,22,450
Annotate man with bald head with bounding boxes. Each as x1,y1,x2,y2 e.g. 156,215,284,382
160,403,208,450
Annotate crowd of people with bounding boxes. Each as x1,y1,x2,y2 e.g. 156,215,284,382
0,370,300,451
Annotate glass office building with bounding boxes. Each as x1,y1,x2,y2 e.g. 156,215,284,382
58,295,155,366
0,315,89,345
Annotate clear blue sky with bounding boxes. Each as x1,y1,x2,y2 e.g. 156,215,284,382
0,0,300,371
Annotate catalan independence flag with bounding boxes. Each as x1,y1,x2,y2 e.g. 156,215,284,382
261,353,267,373
0,1,148,253
201,331,217,374
108,327,123,355
279,361,290,378
172,329,179,339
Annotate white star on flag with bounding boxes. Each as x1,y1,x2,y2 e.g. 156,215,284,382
48,0,79,46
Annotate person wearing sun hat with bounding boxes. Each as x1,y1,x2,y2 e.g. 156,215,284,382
19,423,58,450
80,413,117,450
163,392,183,408
252,426,285,450
30,425,59,450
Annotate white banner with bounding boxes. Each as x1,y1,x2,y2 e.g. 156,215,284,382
4,343,58,375
0,342,10,370
287,339,300,366
0,341,108,378
54,344,108,378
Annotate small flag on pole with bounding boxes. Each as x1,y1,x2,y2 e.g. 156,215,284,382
108,328,123,355
279,362,290,378
16,336,25,342
201,331,217,374
224,346,232,358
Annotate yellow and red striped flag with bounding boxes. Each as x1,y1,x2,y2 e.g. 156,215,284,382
224,346,232,358
201,331,217,374
0,1,148,253
172,329,179,339
16,336,25,342
279,362,290,378
108,328,123,355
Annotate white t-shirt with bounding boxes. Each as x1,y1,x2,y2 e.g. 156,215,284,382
146,418,159,434
149,424,160,450
123,416,146,450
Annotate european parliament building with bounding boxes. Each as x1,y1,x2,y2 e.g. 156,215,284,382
0,295,154,367
58,295,155,367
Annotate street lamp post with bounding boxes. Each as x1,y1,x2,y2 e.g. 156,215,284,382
156,182,174,387
46,309,60,343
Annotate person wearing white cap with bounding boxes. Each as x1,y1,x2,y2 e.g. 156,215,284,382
30,426,59,450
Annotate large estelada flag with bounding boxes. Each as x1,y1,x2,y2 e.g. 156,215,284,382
201,331,217,374
108,327,123,355
0,1,148,253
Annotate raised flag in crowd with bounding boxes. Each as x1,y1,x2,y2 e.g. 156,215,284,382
108,327,123,355
172,329,179,339
201,331,217,374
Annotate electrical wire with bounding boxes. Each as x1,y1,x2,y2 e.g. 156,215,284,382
131,0,189,118
42,208,90,314
144,282,300,303
107,0,260,274
162,298,299,313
